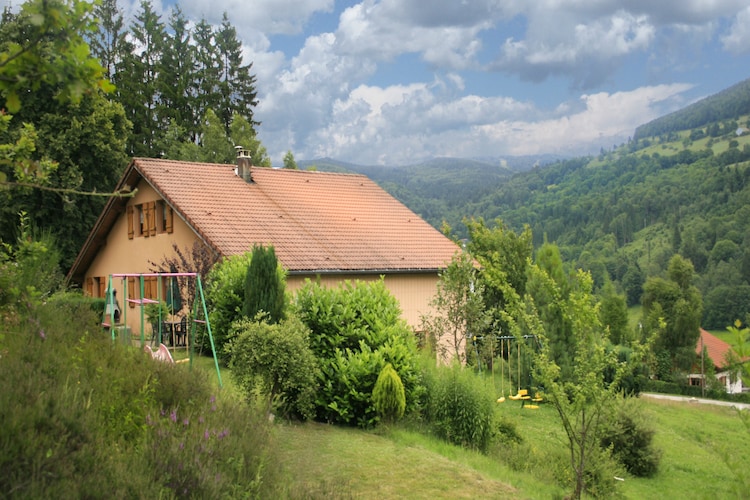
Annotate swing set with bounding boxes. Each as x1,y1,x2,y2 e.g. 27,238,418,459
101,272,222,388
493,334,543,409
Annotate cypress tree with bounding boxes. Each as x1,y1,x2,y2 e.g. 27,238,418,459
243,244,285,323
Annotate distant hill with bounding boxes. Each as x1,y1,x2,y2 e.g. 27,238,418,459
297,155,563,233
306,77,750,329
634,77,750,140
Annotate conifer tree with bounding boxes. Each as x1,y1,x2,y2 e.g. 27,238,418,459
156,5,195,145
243,244,286,324
215,12,259,132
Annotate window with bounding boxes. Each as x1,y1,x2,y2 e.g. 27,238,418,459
129,201,161,238
138,205,145,236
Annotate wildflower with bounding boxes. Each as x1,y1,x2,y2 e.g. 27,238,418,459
38,329,46,340
146,414,153,426
183,417,189,426
179,442,184,450
170,409,177,423
204,429,210,440
218,429,229,439
199,416,205,424
209,395,216,404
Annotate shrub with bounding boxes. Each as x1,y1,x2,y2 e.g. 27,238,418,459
600,397,662,477
205,253,251,355
0,295,285,498
294,279,424,427
206,251,288,357
372,363,406,423
421,360,496,452
227,316,319,420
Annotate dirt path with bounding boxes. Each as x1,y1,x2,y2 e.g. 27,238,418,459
641,392,750,410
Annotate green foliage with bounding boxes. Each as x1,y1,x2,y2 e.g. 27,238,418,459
205,252,251,356
600,398,662,477
0,0,110,113
703,285,750,330
283,150,298,169
634,78,750,140
243,244,286,323
227,316,319,420
642,255,703,373
143,300,171,322
0,291,284,498
372,363,406,423
599,281,630,345
294,279,423,428
520,269,655,499
421,251,486,364
0,211,63,311
419,360,496,452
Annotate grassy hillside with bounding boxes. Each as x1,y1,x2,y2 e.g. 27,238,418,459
274,397,750,499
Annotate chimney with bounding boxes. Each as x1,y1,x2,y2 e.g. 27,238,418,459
235,146,253,182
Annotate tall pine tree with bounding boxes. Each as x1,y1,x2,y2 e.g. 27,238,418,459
215,12,259,133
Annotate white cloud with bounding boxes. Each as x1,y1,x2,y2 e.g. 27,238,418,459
119,0,750,166
474,84,693,156
177,0,334,34
722,6,750,53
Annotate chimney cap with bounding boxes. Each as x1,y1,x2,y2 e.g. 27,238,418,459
235,145,251,159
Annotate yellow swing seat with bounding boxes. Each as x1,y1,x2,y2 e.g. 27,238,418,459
509,389,529,401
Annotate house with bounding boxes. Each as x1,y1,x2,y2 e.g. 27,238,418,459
67,152,463,337
688,328,744,394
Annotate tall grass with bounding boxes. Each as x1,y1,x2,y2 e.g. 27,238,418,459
0,294,286,498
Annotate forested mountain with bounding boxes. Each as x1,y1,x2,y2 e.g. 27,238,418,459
308,93,750,329
302,155,560,239
634,77,750,140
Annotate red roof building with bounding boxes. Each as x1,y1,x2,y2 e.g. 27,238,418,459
68,156,462,334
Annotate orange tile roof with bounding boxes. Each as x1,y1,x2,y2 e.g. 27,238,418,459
133,158,461,272
695,328,734,370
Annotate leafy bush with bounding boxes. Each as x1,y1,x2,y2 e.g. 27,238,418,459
420,360,496,452
600,398,662,477
205,251,287,357
205,253,252,355
372,363,406,423
294,279,423,427
227,316,319,420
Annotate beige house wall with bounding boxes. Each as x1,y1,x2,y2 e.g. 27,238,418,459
84,182,441,337
85,182,199,336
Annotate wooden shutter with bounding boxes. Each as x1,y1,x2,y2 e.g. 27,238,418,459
148,201,157,236
127,205,134,239
128,277,136,308
165,205,173,234
86,277,94,297
142,203,150,238
98,277,106,298
145,276,158,300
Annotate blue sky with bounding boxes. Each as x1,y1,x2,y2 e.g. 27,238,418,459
132,0,750,166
